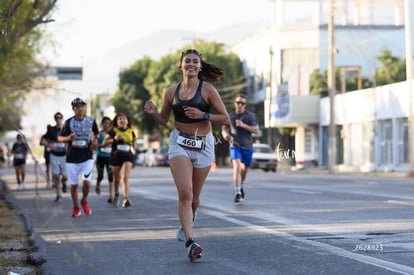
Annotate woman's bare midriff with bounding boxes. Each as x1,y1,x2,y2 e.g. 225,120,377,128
174,121,211,136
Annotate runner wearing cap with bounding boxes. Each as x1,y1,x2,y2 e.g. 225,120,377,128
58,97,99,217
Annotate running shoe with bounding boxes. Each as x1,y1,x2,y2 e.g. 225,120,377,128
122,198,131,208
234,193,242,203
113,195,119,207
62,182,67,193
241,187,245,199
107,197,113,203
54,195,62,203
177,211,198,241
72,207,81,217
186,241,203,262
95,183,101,195
81,199,92,215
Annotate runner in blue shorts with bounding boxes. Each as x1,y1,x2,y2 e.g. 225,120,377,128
222,93,259,203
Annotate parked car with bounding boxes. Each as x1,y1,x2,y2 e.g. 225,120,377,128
154,147,169,166
251,143,277,172
135,147,169,167
134,147,155,167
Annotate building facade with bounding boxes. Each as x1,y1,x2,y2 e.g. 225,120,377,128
231,0,411,170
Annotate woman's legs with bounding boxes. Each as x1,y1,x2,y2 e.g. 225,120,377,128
121,161,133,205
111,165,121,206
169,156,211,241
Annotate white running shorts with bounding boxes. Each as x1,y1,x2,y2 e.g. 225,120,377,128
67,159,94,185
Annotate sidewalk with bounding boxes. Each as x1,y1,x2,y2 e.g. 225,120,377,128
0,178,42,275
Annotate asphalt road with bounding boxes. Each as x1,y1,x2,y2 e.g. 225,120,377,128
2,164,414,275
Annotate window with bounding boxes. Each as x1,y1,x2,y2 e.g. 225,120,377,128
361,121,374,165
379,120,393,165
397,118,409,164
304,128,312,154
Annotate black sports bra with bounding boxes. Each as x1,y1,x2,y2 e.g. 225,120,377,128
171,81,211,123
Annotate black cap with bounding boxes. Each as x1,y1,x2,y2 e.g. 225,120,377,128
71,97,86,107
54,112,63,120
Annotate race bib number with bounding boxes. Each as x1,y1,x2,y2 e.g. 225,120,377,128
177,133,204,150
52,142,66,152
101,146,112,153
55,142,66,148
72,140,88,148
14,153,25,159
117,144,131,152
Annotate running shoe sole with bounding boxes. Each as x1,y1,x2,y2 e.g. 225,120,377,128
72,208,81,217
188,244,203,262
81,201,92,215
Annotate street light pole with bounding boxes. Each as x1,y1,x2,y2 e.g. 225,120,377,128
328,0,336,173
405,0,414,176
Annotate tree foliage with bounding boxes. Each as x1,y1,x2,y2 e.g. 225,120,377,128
0,0,57,135
309,48,404,97
113,40,245,139
374,48,406,86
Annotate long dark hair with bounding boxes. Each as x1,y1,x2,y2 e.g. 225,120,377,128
112,112,132,128
180,49,225,83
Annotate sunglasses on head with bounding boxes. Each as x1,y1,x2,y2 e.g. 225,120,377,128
235,101,246,106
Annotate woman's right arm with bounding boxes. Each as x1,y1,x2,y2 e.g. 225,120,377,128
144,87,174,126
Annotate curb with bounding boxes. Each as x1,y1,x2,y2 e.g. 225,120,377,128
1,180,47,269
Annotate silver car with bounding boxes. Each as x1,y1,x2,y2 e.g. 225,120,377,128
251,143,277,172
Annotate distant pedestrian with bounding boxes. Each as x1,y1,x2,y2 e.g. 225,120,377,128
144,49,230,262
222,93,259,203
58,98,99,217
95,116,114,203
11,134,29,189
42,112,68,202
103,112,136,208
40,126,52,189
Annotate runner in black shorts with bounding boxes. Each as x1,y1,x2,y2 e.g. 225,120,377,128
11,134,29,189
95,116,114,203
103,112,136,208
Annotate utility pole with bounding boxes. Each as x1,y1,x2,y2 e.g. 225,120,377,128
405,0,414,176
328,0,336,173
268,46,274,145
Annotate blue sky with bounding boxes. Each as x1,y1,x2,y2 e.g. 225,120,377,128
42,0,275,64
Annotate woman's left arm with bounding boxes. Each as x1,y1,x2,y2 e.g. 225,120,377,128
205,84,230,126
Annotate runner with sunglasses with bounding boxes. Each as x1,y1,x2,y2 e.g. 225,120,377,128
222,93,259,203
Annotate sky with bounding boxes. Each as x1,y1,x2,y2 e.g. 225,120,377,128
21,0,276,140
42,0,274,65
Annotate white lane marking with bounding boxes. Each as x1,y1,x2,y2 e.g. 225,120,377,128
202,208,414,275
138,188,414,275
387,200,414,206
289,189,321,195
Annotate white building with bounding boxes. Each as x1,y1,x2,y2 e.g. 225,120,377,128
231,0,412,170
320,80,411,172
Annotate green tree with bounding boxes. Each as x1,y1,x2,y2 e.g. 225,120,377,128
114,56,154,133
309,68,343,97
309,48,406,97
374,48,406,85
0,0,57,135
